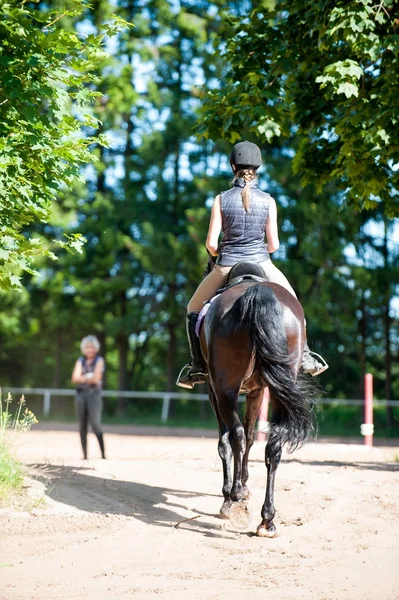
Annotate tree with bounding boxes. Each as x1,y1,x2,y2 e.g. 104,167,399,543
199,0,399,217
0,0,128,290
1,0,395,417
49,0,230,396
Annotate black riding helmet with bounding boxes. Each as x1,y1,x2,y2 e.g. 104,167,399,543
230,141,262,169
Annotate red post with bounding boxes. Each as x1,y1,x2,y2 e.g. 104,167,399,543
256,387,270,442
362,373,374,447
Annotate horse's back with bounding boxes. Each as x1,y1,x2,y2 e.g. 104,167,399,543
204,281,303,338
201,281,304,391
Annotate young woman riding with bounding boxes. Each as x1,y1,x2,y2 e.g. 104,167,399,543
177,140,328,389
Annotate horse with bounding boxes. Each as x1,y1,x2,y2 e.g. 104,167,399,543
199,261,316,537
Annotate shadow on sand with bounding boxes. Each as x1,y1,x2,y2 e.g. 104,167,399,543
27,463,239,539
281,458,399,472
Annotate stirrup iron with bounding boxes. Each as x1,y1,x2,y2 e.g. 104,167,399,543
176,363,207,389
176,364,193,389
302,350,329,377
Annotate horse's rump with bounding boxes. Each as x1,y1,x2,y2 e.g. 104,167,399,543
203,281,315,452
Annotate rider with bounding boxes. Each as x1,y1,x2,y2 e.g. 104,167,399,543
177,141,328,389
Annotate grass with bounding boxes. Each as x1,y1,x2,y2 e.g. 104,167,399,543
0,443,24,502
315,404,399,439
0,391,38,505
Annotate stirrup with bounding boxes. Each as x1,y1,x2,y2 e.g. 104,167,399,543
176,364,193,389
302,351,329,377
176,363,207,389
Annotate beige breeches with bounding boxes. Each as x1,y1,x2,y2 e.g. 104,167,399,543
187,259,297,313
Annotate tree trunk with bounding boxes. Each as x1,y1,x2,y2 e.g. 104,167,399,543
118,333,129,390
117,292,129,415
382,219,393,427
167,321,177,392
384,300,393,427
52,327,62,388
129,335,149,390
359,292,367,399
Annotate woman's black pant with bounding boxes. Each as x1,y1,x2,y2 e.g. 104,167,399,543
76,388,105,459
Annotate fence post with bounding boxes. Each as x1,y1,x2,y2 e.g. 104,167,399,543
361,373,374,447
43,389,51,416
161,393,171,423
256,387,270,442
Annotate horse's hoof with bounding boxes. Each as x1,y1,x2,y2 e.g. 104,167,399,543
256,522,277,538
241,486,251,501
229,502,252,530
219,501,231,519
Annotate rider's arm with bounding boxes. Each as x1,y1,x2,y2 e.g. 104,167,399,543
265,197,280,253
206,194,222,257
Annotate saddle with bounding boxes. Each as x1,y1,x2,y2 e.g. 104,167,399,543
217,273,267,295
196,262,268,337
217,261,268,294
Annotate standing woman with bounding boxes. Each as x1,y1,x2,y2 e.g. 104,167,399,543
71,335,106,459
177,140,328,389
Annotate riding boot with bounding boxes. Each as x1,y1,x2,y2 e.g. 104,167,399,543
176,312,207,389
80,430,88,460
96,432,106,459
302,339,329,377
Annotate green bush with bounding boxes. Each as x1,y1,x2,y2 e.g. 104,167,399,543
315,404,399,438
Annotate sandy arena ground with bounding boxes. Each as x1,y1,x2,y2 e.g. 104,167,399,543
1,424,399,600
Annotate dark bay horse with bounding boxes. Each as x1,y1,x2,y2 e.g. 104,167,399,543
199,263,316,537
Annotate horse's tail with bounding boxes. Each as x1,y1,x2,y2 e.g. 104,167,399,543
238,284,316,453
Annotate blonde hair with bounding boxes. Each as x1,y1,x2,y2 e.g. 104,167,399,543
234,168,257,212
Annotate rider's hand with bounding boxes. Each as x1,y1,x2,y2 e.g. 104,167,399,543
208,251,218,263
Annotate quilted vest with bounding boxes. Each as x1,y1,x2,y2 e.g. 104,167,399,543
216,178,271,266
78,355,103,390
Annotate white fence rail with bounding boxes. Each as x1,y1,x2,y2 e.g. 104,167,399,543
2,387,399,424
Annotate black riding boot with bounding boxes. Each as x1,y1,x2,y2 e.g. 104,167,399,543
80,430,88,460
96,432,106,459
176,312,207,389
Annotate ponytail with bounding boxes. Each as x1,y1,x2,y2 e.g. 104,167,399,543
234,168,257,212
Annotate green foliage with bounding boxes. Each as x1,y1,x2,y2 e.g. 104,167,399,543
28,0,231,393
316,404,399,438
0,443,24,503
0,391,38,503
199,0,399,217
0,0,129,290
0,1,397,413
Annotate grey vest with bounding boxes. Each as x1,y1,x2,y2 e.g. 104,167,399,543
216,179,271,266
77,355,103,390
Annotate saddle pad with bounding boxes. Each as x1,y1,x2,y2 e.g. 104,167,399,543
195,294,220,337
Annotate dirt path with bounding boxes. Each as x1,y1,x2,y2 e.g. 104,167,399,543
1,428,399,600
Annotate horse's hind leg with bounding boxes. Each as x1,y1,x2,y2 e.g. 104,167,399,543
256,424,282,538
215,389,246,504
242,388,264,500
208,385,233,518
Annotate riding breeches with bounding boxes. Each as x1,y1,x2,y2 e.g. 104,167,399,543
76,388,103,435
187,259,297,313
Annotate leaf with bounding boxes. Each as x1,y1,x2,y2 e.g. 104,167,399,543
258,119,281,141
336,82,359,98
377,129,390,145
